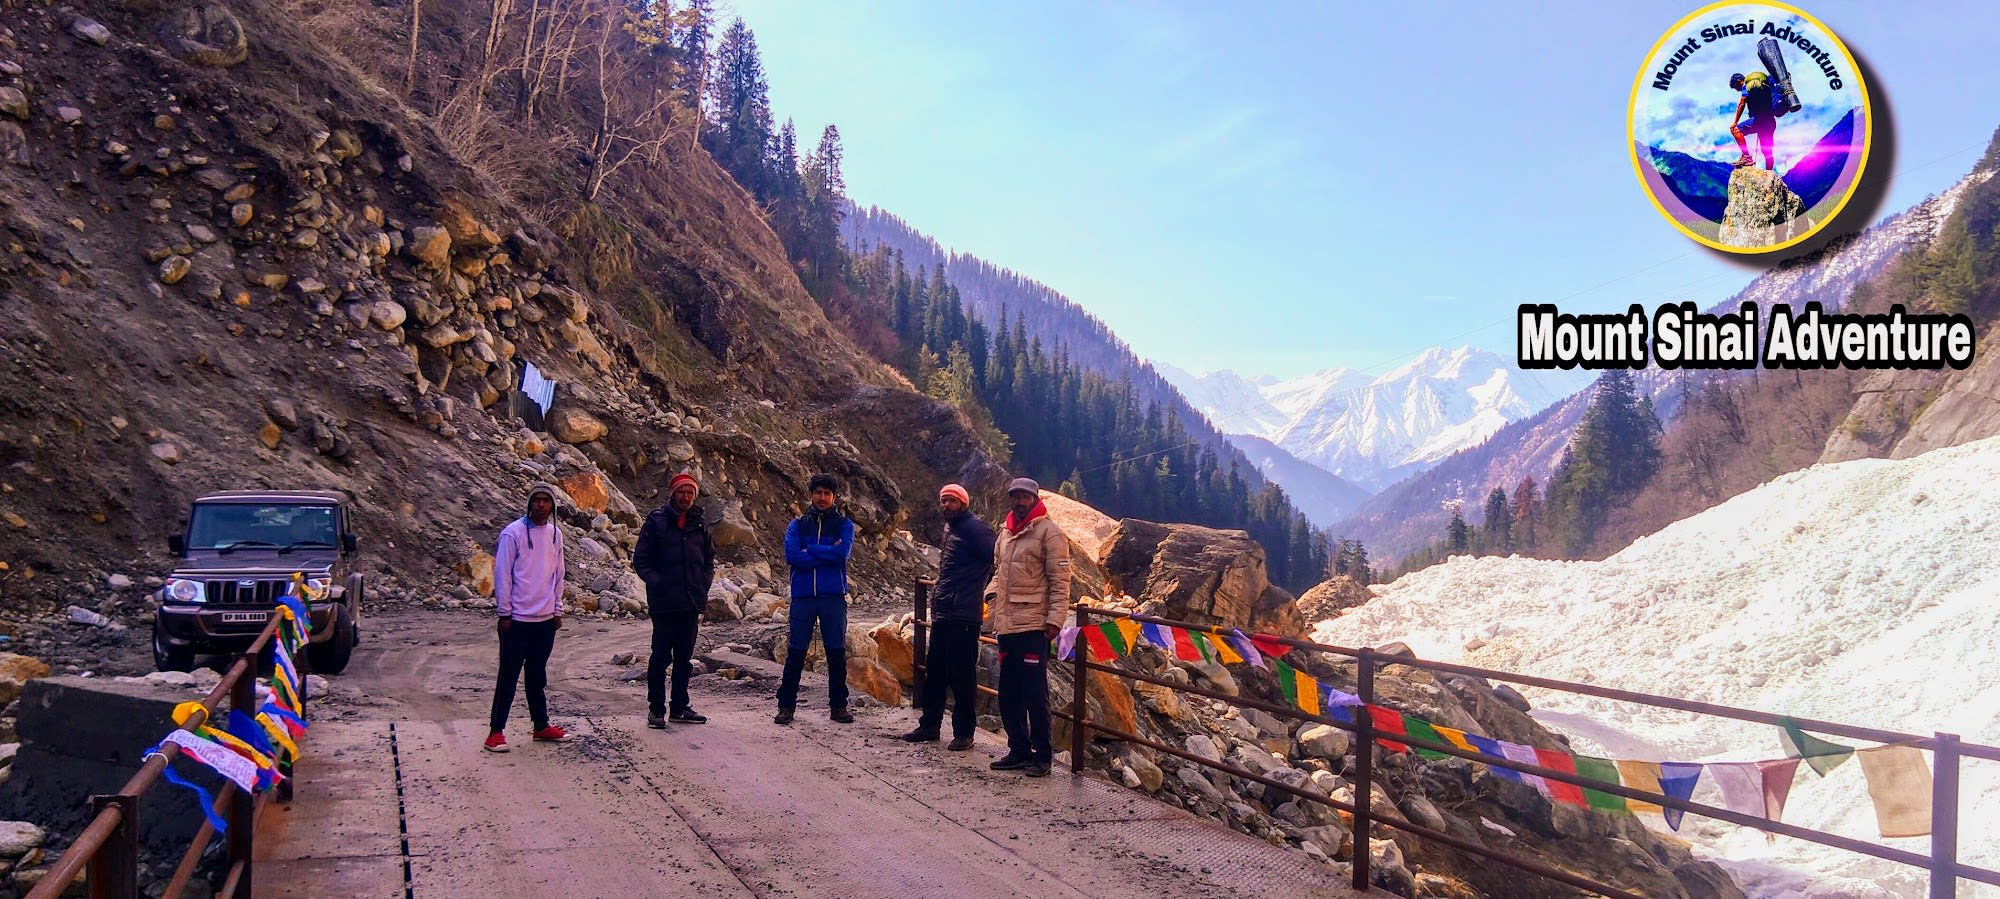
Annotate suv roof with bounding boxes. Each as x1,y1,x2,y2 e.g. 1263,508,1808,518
194,490,346,504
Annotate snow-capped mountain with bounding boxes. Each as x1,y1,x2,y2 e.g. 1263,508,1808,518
1160,348,1591,491
1314,434,2000,897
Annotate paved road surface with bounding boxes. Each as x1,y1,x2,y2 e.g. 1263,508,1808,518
253,609,1378,898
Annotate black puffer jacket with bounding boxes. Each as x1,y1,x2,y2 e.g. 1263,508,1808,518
933,510,996,624
633,503,715,616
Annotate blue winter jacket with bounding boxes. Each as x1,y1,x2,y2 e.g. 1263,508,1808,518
785,506,854,599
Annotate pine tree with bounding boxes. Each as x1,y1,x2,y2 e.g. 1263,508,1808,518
1446,502,1470,555
1510,475,1541,555
1482,486,1510,555
707,18,774,196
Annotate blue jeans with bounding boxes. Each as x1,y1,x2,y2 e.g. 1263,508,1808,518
777,594,848,709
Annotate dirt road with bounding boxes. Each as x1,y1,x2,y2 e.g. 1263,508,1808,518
252,608,1373,898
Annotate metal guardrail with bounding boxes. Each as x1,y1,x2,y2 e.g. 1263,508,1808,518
909,579,1996,898
27,615,309,899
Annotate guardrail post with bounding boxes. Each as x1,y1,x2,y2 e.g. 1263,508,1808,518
1352,647,1376,892
1069,606,1088,773
1931,732,1959,899
85,794,138,899
912,578,931,701
228,652,257,899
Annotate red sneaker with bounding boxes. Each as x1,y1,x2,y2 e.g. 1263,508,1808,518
484,732,509,753
532,725,572,743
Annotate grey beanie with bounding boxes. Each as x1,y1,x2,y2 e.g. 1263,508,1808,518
1006,477,1040,496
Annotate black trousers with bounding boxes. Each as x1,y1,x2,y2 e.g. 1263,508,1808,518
490,618,558,733
996,630,1052,761
647,611,699,715
917,620,980,739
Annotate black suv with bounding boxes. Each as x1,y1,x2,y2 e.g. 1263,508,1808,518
152,491,363,674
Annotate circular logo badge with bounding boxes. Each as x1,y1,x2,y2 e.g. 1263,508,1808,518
1628,1,1871,253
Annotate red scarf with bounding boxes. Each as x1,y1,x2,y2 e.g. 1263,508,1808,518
1004,499,1049,535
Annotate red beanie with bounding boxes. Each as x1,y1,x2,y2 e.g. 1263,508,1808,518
939,483,970,505
671,473,698,494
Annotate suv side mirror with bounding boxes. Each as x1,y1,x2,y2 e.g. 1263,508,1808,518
169,534,186,555
342,533,359,553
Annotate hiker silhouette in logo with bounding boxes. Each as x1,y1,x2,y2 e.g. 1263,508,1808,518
1728,71,1782,171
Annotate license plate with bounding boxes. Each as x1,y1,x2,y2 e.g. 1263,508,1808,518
219,611,270,624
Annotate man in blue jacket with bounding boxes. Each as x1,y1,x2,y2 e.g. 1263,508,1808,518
775,473,855,725
902,483,994,750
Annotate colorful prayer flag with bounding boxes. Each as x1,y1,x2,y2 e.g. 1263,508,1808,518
1857,745,1932,838
1319,683,1360,710
1499,742,1547,793
1535,749,1588,807
1574,756,1629,813
1708,762,1766,820
1227,628,1266,670
1206,630,1243,664
1294,668,1321,716
1659,763,1703,831
1780,720,1854,777
1614,760,1665,815
1055,625,1079,661
1433,725,1479,754
1759,758,1801,824
159,729,259,793
1402,719,1448,760
1171,628,1203,661
1275,660,1300,706
1467,734,1521,782
1082,625,1115,662
1140,622,1175,650
1250,633,1291,660
1097,621,1128,656
1367,705,1410,753
1114,619,1144,651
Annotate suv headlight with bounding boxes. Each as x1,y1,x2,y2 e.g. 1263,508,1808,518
305,576,333,596
165,578,203,603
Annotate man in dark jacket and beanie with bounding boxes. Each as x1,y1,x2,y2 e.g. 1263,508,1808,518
774,473,855,725
634,471,715,727
902,483,994,750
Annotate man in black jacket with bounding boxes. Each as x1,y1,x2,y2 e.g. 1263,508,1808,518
634,472,715,727
902,483,995,751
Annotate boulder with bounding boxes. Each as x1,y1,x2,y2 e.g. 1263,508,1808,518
708,501,755,547
0,655,50,707
368,301,407,330
847,657,902,707
0,821,40,857
1100,519,1305,637
1086,669,1138,737
71,17,112,45
157,4,248,67
1297,723,1351,761
556,471,611,515
404,225,451,269
0,88,26,121
546,407,608,444
870,624,915,685
703,581,742,622
455,548,495,597
1295,576,1373,623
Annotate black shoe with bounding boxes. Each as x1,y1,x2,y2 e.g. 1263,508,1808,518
830,707,855,724
946,736,974,752
990,753,1031,771
669,708,707,724
773,707,794,725
1023,760,1051,777
901,728,940,743
647,712,667,729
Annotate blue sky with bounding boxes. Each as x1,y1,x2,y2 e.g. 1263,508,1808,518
734,0,2000,379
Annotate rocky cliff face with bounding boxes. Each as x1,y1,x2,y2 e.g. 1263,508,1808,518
0,0,1000,664
1717,167,1809,248
1099,519,1305,638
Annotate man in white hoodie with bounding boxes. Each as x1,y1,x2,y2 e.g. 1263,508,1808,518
486,483,574,752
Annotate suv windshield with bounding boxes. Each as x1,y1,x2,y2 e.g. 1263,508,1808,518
187,503,338,552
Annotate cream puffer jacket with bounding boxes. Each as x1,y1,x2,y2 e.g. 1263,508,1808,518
983,514,1072,635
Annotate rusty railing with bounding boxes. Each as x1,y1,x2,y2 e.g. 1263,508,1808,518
910,578,1996,897
27,614,309,899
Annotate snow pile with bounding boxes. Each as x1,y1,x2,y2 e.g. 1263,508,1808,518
1314,435,2000,898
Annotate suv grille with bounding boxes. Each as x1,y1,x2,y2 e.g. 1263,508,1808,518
204,579,293,605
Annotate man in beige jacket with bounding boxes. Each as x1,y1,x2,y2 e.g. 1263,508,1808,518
984,477,1071,777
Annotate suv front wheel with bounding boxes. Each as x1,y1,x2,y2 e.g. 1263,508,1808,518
153,618,195,672
306,601,357,675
